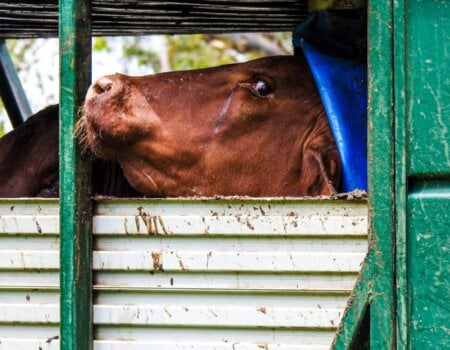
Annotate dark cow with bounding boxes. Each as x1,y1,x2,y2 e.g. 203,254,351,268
0,55,340,198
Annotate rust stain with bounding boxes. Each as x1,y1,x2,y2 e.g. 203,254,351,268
256,307,267,314
145,216,160,235
134,215,140,232
136,207,160,235
153,216,159,234
146,216,153,234
178,259,187,271
157,216,169,234
151,251,164,271
135,206,144,232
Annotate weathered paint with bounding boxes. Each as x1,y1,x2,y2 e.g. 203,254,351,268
59,0,92,349
0,198,368,349
366,0,397,346
336,1,450,348
393,0,408,348
407,183,450,348
401,1,450,348
405,1,450,177
333,1,396,348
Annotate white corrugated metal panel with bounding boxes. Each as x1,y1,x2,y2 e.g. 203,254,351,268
0,198,368,349
0,200,60,350
93,198,368,349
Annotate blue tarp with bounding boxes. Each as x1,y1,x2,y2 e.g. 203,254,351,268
293,12,367,192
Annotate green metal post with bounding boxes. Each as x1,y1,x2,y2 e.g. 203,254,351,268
401,1,450,348
333,2,396,348
59,0,93,349
393,0,407,348
367,1,396,347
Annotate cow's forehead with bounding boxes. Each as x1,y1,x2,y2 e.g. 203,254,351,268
124,55,306,85
211,55,303,74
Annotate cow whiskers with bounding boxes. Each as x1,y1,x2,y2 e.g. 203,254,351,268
74,114,90,153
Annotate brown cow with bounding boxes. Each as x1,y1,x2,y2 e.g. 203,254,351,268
0,55,340,197
0,105,138,197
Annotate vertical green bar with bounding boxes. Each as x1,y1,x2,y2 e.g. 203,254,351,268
333,3,398,348
367,0,396,348
404,1,450,348
59,0,92,349
392,0,407,348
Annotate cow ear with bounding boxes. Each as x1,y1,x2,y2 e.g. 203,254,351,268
298,146,341,196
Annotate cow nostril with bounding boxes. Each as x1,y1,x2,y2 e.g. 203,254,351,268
93,77,114,95
85,75,123,102
94,83,112,94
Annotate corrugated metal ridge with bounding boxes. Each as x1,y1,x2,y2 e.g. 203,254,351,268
0,0,309,38
0,198,368,349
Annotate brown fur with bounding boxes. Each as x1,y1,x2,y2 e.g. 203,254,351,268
0,55,340,197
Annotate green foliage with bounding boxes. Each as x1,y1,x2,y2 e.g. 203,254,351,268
167,34,237,70
103,33,292,74
122,37,161,72
93,37,112,52
6,39,36,74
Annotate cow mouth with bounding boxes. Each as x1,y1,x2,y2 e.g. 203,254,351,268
74,114,90,153
75,112,117,159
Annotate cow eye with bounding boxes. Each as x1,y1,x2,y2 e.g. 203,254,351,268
252,79,273,98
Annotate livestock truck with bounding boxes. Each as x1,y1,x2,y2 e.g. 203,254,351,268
0,1,448,349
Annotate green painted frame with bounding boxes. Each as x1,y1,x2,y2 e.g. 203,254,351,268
393,0,407,347
56,1,407,348
367,1,396,347
59,0,93,349
333,1,396,348
399,1,450,348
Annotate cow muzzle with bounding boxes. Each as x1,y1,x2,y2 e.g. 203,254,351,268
85,74,124,103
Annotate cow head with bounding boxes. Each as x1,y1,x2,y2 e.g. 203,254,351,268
79,55,340,197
